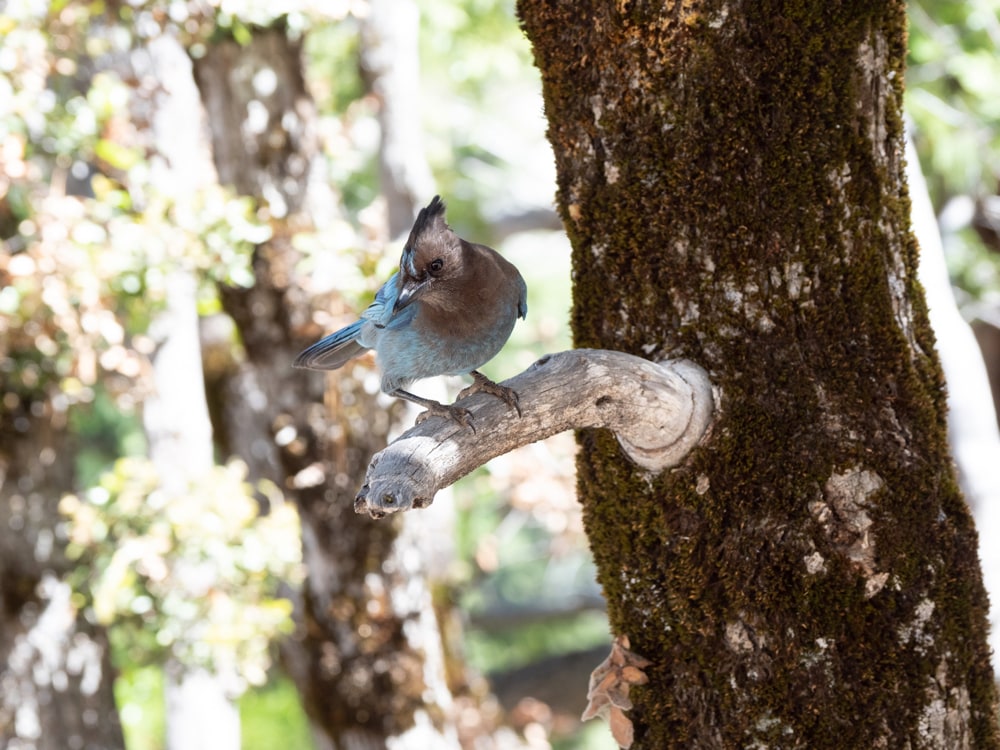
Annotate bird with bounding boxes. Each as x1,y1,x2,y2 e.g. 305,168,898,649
294,195,528,431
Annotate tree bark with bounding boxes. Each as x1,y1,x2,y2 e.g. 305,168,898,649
519,2,998,748
0,401,124,750
356,351,713,517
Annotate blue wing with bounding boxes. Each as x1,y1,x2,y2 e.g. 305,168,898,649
362,272,400,328
292,319,366,370
293,274,402,371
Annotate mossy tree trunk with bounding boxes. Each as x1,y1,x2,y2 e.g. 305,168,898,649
518,1,999,748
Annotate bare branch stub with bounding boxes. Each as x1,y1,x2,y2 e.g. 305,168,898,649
354,349,715,518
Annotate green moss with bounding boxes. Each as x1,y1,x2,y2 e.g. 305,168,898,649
520,0,998,747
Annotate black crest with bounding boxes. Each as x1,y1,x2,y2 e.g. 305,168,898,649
406,196,447,247
401,196,451,277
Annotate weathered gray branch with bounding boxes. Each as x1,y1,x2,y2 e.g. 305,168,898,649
355,349,715,518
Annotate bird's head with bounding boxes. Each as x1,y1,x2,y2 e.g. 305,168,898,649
393,195,464,314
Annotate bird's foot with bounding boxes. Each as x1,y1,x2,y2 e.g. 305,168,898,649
389,388,477,433
458,370,522,417
415,402,476,433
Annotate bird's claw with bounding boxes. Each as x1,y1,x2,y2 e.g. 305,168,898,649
415,403,476,433
458,372,522,417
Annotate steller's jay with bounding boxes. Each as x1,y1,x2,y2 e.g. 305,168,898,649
294,196,527,430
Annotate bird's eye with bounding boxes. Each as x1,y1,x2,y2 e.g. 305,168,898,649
428,258,444,275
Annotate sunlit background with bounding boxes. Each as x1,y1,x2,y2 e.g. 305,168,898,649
1,1,1000,749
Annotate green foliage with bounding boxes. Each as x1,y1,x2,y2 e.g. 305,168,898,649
62,458,303,691
942,227,1000,305
239,676,314,750
300,0,548,234
115,667,315,750
69,385,147,489
552,722,618,750
419,0,547,230
116,666,166,750
0,1,269,416
907,0,1000,203
466,610,609,676
907,1,1000,304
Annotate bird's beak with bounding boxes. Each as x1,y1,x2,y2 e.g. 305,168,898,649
393,276,430,315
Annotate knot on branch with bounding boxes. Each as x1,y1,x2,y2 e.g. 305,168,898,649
355,349,715,518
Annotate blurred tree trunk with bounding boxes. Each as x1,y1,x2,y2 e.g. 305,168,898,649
519,2,998,748
145,271,240,750
0,401,124,750
360,0,435,237
190,25,463,749
138,34,241,750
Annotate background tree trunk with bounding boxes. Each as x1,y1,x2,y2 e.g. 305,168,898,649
360,0,436,238
137,34,241,750
146,270,241,750
0,398,124,750
519,2,999,747
190,26,463,748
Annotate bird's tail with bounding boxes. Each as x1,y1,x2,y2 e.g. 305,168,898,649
293,320,368,371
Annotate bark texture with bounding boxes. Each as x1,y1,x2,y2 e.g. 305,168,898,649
191,28,460,748
356,351,713,517
0,405,124,750
518,1,999,748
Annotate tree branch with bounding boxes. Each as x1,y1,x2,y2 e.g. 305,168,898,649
355,349,715,518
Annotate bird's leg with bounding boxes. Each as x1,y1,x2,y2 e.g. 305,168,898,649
457,370,522,417
389,388,476,432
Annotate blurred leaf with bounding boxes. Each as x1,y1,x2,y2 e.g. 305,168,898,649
907,0,1000,305
63,457,304,693
94,138,142,171
239,676,314,750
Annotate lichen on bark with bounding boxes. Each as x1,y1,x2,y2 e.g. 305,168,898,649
519,1,999,747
